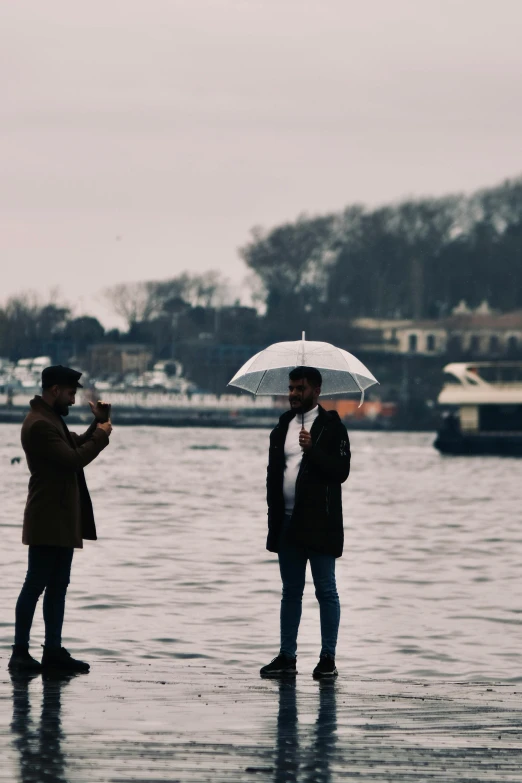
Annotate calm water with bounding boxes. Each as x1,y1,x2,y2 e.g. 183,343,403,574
1,424,522,681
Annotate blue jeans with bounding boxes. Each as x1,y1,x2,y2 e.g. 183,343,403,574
278,516,340,659
14,546,74,649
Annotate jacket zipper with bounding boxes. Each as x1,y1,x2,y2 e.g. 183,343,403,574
295,424,326,494
314,426,326,448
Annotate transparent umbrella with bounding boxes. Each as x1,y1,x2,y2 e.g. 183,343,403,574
228,332,378,404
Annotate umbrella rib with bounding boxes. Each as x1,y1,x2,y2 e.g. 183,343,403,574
254,369,268,396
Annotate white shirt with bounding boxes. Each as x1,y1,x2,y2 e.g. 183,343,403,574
283,406,319,514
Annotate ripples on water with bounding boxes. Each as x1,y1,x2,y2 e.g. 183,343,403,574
1,425,522,681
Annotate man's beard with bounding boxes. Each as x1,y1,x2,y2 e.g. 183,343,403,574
53,402,69,417
290,399,313,414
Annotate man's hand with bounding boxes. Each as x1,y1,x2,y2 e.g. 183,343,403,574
89,400,112,422
299,427,312,453
97,421,113,437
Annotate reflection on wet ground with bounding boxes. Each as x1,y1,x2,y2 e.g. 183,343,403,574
10,671,74,783
274,680,337,783
3,663,522,782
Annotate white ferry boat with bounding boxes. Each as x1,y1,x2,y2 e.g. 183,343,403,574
434,362,522,455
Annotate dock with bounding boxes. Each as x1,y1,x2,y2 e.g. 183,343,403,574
1,661,522,782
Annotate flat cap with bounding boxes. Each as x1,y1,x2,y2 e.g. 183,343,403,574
41,365,83,389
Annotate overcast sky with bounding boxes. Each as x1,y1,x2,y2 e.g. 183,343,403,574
2,0,522,327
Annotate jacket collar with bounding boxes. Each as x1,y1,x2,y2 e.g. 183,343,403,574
276,405,332,442
30,395,66,428
279,403,329,426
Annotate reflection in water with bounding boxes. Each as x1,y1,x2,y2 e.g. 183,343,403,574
274,681,337,783
10,672,75,783
304,683,338,783
275,681,298,783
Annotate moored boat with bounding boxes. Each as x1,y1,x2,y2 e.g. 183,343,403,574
434,362,522,455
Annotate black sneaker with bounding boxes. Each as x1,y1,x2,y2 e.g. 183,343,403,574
313,654,338,679
8,645,42,674
41,646,90,674
260,653,297,678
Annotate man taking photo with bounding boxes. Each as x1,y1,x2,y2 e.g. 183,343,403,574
8,365,112,674
261,366,350,679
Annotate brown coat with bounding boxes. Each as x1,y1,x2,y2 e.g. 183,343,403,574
21,396,110,548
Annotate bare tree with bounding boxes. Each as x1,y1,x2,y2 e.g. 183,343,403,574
103,282,159,328
104,272,233,329
187,271,232,308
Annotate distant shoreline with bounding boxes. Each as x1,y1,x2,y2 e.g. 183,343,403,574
0,406,431,431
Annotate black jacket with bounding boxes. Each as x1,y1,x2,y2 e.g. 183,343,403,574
266,405,350,558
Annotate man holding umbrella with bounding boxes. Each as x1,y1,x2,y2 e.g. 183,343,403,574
228,333,377,677
261,366,350,679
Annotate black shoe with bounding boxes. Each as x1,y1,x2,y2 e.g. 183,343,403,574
260,653,297,678
8,645,42,673
313,654,338,679
41,646,90,674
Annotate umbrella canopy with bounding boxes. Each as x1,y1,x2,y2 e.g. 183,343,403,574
228,332,378,403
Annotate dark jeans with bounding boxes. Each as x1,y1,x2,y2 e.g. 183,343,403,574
278,516,340,659
14,546,74,649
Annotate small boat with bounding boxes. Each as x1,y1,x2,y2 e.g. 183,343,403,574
434,362,522,456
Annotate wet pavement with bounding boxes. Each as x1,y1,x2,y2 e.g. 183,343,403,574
2,661,522,782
